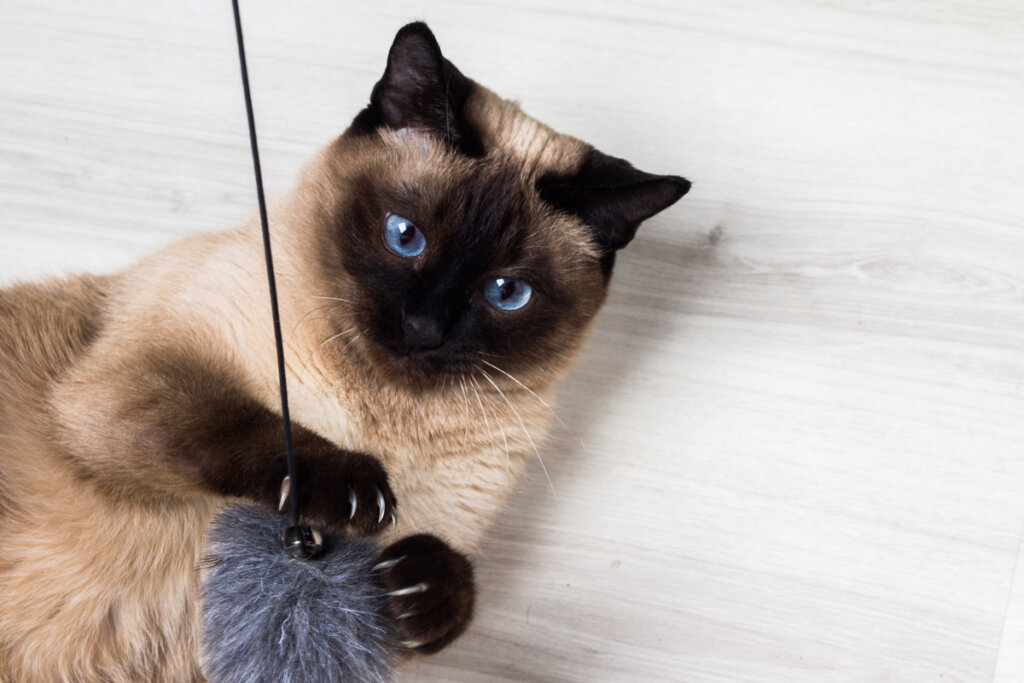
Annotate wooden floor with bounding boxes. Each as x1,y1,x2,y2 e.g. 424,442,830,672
2,1,1023,680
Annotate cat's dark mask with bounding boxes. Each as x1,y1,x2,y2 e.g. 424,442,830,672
315,22,689,387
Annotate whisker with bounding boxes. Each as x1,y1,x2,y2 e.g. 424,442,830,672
479,369,555,497
294,327,357,381
342,333,361,350
294,343,322,382
329,333,362,366
471,374,508,474
310,295,354,304
478,359,576,438
317,327,357,350
458,378,472,453
289,303,336,337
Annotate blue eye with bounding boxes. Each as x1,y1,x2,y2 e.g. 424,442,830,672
382,213,425,258
483,277,533,311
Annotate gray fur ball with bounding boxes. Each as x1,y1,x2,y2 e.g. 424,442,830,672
201,505,398,683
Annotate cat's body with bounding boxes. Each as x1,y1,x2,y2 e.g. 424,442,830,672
0,23,687,682
0,224,540,682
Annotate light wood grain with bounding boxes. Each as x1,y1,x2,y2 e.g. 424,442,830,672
2,0,1023,680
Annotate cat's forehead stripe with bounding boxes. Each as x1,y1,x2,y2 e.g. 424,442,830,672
463,84,589,180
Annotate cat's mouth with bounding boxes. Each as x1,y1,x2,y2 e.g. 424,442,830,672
363,336,471,385
388,348,446,373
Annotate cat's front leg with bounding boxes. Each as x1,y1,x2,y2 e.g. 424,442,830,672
196,426,399,536
374,534,475,653
137,368,400,535
53,349,397,535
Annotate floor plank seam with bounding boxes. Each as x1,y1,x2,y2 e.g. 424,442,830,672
992,512,1024,682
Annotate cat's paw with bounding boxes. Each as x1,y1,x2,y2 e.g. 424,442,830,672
297,451,397,536
374,534,475,654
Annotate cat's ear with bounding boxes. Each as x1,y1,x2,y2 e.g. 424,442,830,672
537,150,690,253
350,22,483,156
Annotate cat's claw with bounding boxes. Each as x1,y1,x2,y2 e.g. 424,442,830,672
299,451,395,535
278,475,291,512
372,556,404,573
376,534,475,654
387,582,428,597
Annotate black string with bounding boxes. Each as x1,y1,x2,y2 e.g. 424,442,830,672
231,0,300,529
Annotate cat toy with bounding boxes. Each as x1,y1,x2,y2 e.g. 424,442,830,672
199,3,399,680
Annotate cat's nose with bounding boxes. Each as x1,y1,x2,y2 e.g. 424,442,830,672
402,314,444,352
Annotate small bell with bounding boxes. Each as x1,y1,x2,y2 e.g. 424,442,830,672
282,524,323,559
279,476,322,559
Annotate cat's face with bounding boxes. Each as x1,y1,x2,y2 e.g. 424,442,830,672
301,23,689,390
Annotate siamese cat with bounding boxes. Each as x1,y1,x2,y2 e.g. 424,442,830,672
0,22,689,682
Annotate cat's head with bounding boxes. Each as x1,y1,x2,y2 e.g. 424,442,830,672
295,22,688,390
